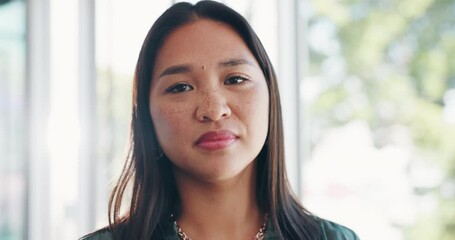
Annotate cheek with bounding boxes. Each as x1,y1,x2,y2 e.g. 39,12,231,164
253,94,269,135
243,87,269,121
151,102,193,143
233,86,269,136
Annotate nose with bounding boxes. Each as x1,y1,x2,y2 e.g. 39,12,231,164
195,89,232,122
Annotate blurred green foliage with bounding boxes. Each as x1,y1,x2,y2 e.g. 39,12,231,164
307,0,455,239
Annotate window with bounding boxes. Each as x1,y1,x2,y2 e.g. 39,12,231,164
299,1,455,239
0,0,27,239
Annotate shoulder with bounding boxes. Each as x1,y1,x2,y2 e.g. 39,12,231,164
316,217,360,240
79,221,179,240
80,227,114,240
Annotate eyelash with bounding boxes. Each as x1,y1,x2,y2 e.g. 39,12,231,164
224,75,248,85
165,82,193,93
165,75,249,93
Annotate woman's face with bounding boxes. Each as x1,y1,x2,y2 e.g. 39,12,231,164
149,19,269,182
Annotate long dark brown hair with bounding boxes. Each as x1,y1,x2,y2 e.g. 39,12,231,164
108,1,321,239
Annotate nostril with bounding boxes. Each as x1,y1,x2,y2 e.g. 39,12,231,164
195,94,231,122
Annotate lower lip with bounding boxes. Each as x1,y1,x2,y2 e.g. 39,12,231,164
196,138,238,151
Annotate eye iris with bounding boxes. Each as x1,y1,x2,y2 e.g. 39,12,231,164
167,83,191,93
227,76,244,84
176,85,188,91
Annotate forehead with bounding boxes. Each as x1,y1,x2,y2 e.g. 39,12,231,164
154,19,258,71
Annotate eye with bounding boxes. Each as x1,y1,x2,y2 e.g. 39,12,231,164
224,75,248,85
165,83,193,93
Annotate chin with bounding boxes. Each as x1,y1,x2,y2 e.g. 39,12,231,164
197,161,256,183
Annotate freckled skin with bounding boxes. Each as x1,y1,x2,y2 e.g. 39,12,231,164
149,19,269,182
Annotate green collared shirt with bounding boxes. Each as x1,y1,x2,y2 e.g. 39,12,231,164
81,218,359,240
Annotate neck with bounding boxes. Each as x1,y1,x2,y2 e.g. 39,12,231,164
173,161,264,240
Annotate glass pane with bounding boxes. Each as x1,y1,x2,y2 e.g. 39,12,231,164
300,0,455,240
0,0,27,239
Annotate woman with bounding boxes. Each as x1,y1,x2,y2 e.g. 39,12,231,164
82,1,360,239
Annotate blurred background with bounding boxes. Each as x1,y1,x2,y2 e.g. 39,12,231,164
1,0,454,239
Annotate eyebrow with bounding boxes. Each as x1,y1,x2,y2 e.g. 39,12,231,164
218,58,254,67
158,64,193,78
158,58,254,79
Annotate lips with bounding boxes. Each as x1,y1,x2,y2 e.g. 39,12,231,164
195,130,239,150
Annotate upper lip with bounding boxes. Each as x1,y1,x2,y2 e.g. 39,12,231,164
195,130,239,145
